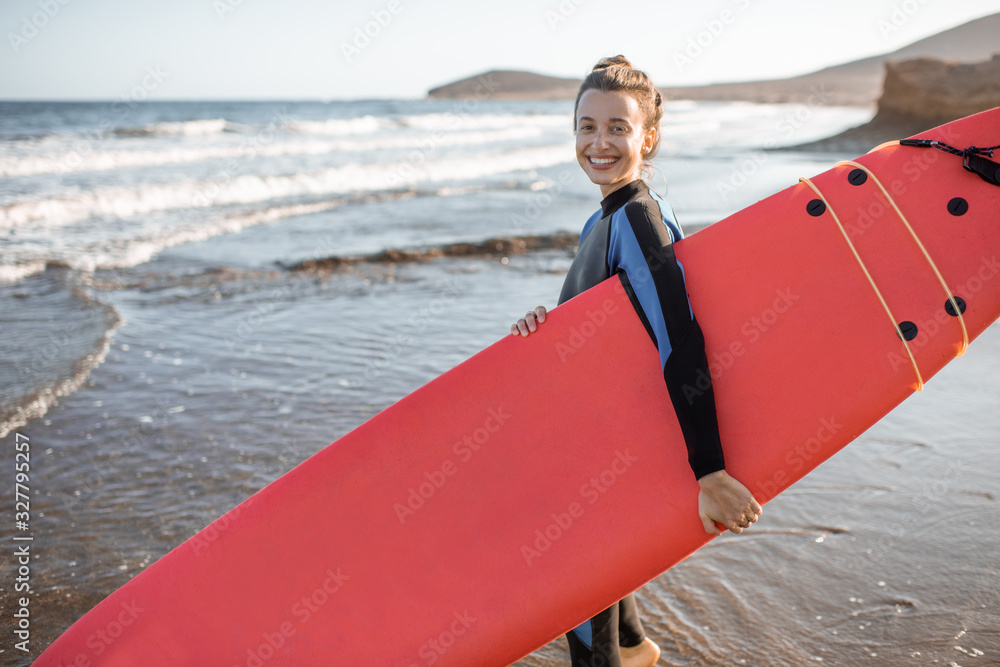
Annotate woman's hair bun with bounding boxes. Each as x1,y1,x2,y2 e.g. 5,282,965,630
593,55,632,71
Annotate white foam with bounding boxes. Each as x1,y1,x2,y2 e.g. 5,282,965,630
0,127,548,178
0,143,574,230
0,306,121,440
286,116,383,136
0,181,537,276
0,200,348,277
0,260,47,284
285,112,570,135
123,118,231,136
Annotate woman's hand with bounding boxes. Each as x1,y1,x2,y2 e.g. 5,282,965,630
510,306,547,337
697,469,762,535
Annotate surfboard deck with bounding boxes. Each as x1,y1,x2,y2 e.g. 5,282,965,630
34,108,1000,666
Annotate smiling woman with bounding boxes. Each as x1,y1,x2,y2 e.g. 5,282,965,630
510,55,762,667
572,60,662,198
575,90,654,197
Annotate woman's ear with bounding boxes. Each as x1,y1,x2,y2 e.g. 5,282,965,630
642,126,657,155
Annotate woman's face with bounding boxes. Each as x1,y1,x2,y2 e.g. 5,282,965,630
575,89,656,198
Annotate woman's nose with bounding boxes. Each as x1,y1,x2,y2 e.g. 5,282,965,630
593,129,610,149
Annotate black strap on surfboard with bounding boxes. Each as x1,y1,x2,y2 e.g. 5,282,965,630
899,138,1000,187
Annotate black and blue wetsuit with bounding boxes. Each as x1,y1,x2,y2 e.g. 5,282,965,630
559,179,725,666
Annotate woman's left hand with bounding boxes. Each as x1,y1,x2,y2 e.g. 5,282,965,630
696,469,762,535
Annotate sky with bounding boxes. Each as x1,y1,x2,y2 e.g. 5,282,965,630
1,0,998,100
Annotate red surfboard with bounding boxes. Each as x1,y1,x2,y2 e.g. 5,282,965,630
34,107,1000,666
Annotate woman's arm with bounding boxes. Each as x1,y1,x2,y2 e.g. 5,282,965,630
611,199,761,533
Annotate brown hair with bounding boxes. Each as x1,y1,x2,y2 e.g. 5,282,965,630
573,55,664,160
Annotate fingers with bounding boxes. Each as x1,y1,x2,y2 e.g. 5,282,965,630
700,514,721,536
510,306,547,337
520,310,538,335
717,501,761,534
697,470,763,535
731,504,762,533
727,517,749,534
745,498,762,525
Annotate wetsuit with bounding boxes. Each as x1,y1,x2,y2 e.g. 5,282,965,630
558,179,725,666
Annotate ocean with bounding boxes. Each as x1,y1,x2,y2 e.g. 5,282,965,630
1,97,997,665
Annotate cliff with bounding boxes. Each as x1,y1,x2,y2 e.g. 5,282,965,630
793,55,1000,151
877,54,1000,123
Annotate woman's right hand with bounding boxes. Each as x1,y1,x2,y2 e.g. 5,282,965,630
510,306,547,337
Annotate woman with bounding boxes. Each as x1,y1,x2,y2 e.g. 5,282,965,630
510,56,762,667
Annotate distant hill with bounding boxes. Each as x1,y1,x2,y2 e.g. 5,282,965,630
427,12,1000,106
427,70,580,100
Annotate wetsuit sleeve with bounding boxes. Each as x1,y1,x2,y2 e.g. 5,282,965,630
608,200,726,479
